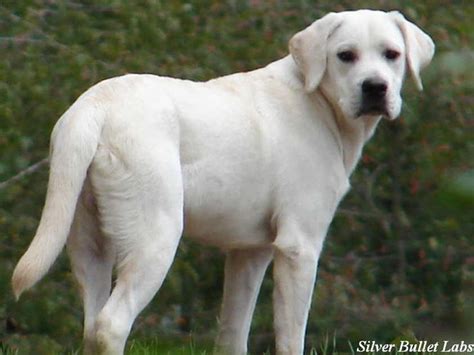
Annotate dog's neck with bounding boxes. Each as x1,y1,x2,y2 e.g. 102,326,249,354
338,114,382,176
267,55,382,175
318,88,382,175
266,55,306,91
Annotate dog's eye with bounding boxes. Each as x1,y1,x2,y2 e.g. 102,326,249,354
337,51,357,63
384,49,400,60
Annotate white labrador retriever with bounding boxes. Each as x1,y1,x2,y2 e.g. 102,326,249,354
12,9,434,355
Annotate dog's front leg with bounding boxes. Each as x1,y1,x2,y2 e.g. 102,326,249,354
272,225,324,355
215,247,273,355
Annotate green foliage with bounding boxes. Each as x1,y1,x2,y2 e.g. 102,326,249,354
127,337,210,355
1,1,472,354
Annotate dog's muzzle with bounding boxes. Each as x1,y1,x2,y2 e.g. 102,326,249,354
357,79,389,117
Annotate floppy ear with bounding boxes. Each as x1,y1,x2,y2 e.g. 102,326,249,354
391,11,435,91
289,12,342,93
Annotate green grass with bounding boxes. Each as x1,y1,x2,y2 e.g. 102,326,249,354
125,334,442,355
0,342,18,355
0,335,445,355
127,338,210,355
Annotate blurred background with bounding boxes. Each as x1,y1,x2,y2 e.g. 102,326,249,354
0,0,472,354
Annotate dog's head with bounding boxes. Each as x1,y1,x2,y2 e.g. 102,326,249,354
289,10,435,120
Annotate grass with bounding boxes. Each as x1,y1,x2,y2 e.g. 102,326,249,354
125,334,441,355
0,335,444,355
127,338,210,355
0,342,18,355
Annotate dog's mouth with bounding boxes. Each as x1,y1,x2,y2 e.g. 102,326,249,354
356,101,389,119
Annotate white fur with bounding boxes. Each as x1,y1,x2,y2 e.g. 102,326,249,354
12,10,434,355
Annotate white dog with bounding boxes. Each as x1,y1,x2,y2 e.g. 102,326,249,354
12,9,434,355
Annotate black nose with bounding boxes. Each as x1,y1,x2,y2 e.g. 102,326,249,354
362,79,388,97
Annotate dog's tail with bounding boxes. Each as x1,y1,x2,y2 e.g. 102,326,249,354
11,90,105,300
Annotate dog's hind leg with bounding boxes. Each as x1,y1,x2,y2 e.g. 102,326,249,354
67,179,115,355
89,136,184,354
215,247,273,355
